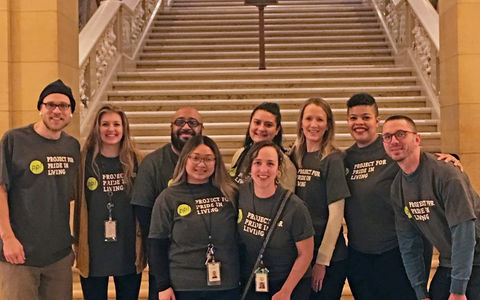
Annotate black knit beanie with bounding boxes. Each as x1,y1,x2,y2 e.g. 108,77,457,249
37,79,76,113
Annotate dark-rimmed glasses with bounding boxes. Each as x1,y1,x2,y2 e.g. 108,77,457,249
383,130,417,143
42,102,71,111
173,118,201,128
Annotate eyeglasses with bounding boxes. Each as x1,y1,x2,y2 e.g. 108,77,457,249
188,154,215,164
382,130,417,143
173,118,201,128
42,102,71,111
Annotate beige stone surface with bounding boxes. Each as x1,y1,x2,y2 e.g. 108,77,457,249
457,3,480,54
439,3,458,59
458,56,480,103
458,103,480,153
439,55,459,107
58,13,79,67
10,11,58,62
10,0,57,12
0,10,8,62
0,111,11,135
461,153,480,191
59,0,79,24
11,109,38,128
10,62,59,110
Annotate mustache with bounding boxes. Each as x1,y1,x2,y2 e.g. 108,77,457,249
177,128,195,136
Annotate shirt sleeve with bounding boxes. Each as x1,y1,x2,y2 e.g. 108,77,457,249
324,152,350,204
391,181,429,299
440,171,477,227
149,191,174,239
0,132,12,188
131,156,159,208
450,220,475,295
289,196,314,242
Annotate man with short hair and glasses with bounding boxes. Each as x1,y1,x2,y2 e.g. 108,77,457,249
383,115,480,300
131,106,203,300
0,79,80,300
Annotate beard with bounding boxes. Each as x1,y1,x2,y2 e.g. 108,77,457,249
171,127,198,152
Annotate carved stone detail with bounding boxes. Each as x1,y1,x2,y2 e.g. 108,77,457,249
95,21,118,89
412,19,433,81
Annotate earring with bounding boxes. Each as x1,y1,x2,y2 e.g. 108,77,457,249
70,114,73,117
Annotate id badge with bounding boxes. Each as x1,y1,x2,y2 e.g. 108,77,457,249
104,220,117,242
255,268,269,292
207,261,221,286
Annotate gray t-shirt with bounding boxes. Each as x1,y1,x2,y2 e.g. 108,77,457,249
391,152,480,267
294,151,349,262
0,124,80,266
131,143,178,208
149,182,240,291
84,153,136,276
344,136,399,254
237,182,314,283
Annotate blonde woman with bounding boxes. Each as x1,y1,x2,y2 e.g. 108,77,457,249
290,98,349,300
74,104,145,300
148,135,240,300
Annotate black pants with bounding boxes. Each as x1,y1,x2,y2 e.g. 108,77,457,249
347,247,419,300
80,272,142,300
310,259,347,300
244,276,311,300
175,287,240,300
429,266,480,300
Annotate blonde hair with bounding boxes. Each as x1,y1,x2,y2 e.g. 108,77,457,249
82,104,141,190
292,97,338,168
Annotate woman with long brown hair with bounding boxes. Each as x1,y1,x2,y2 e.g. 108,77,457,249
74,104,145,300
148,135,240,300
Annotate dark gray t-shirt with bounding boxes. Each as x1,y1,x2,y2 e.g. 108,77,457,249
149,182,240,291
294,151,349,262
131,143,178,208
0,124,80,266
237,182,314,283
85,153,136,276
344,136,398,254
390,152,480,267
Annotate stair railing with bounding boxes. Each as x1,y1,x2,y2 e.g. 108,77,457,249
370,0,440,118
79,0,171,135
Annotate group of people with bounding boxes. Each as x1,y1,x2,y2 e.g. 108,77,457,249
0,79,478,300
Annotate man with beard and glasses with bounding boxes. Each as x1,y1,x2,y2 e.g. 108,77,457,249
0,79,80,300
131,106,203,300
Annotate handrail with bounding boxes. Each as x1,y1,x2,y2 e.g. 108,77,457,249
78,0,169,136
370,0,440,118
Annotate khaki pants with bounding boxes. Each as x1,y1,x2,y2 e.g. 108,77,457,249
0,253,73,300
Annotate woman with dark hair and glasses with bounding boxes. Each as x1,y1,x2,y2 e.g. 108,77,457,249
237,140,314,300
148,135,240,300
230,102,296,192
289,98,349,299
74,104,145,300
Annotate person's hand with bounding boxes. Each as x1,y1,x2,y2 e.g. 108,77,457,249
70,249,76,266
272,288,291,300
311,263,326,292
421,298,431,300
448,293,466,300
435,153,463,172
2,236,25,264
158,287,176,300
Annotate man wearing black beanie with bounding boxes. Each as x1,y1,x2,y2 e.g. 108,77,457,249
0,79,80,300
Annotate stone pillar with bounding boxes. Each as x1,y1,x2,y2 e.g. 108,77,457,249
0,0,79,137
439,0,480,190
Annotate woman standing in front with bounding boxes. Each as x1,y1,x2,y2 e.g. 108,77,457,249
75,105,145,300
148,135,240,300
230,102,296,192
290,98,349,300
237,140,314,300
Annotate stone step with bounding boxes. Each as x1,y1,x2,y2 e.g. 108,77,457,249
136,57,394,68
144,35,387,47
112,77,416,91
107,95,427,110
116,67,414,81
152,16,379,26
142,41,390,52
150,22,381,33
147,28,384,39
107,85,422,101
172,0,365,7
